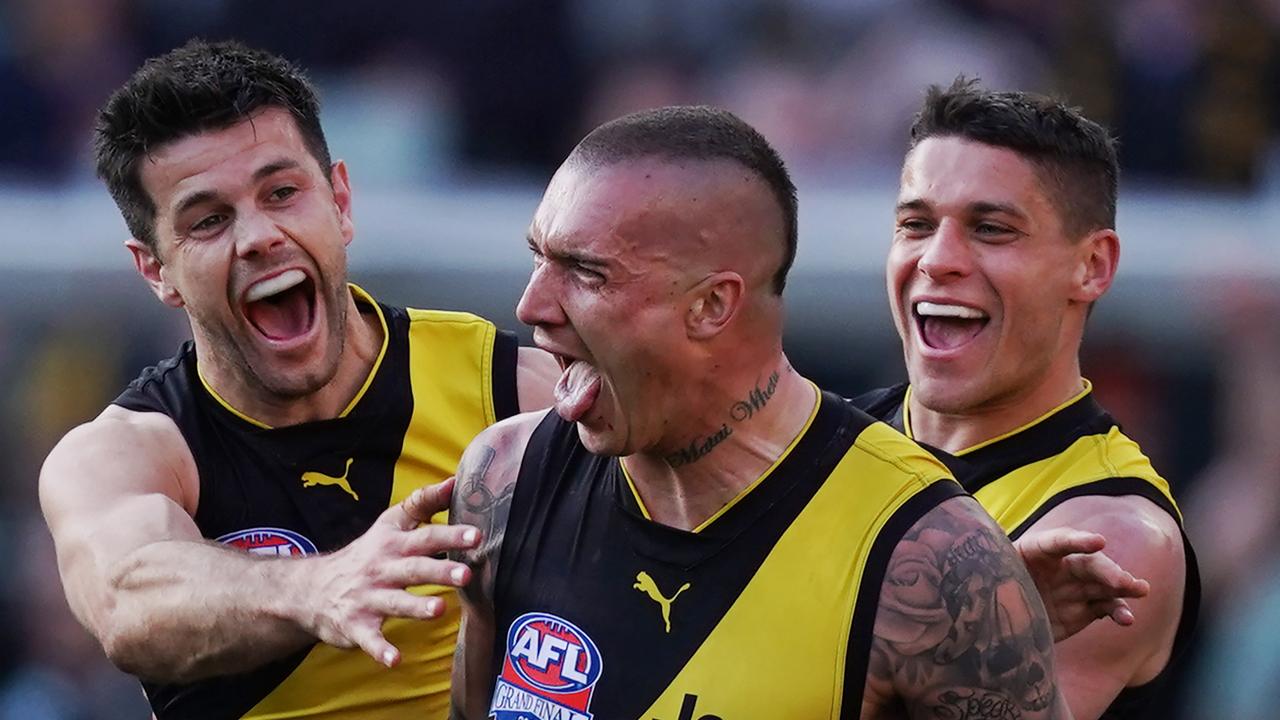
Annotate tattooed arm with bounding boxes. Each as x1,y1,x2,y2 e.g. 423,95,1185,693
448,411,547,720
864,496,1073,720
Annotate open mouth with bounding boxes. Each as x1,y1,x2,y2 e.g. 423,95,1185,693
914,300,989,351
242,269,317,343
551,353,602,423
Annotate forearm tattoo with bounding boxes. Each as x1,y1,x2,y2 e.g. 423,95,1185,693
872,501,1063,719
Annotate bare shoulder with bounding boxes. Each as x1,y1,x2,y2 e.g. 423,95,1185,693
1034,494,1183,576
40,406,198,523
449,410,550,603
866,495,1069,719
516,346,558,412
1031,493,1187,689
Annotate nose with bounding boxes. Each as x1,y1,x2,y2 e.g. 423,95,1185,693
917,219,973,281
515,261,565,328
232,207,287,259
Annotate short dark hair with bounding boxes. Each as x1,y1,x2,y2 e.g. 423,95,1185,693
569,106,798,295
909,77,1119,237
94,39,331,251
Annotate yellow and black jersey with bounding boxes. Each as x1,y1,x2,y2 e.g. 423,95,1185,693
112,285,518,720
852,381,1200,720
489,390,963,719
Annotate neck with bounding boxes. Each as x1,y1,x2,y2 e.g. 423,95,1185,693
196,288,383,427
623,354,817,531
908,363,1086,454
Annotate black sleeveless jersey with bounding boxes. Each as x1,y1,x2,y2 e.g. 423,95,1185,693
487,390,964,719
112,286,518,719
852,382,1200,720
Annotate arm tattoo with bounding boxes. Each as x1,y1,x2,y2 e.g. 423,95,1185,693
872,500,1063,719
666,369,782,468
450,444,514,601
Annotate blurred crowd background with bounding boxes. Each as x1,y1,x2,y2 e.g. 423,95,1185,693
1,0,1278,717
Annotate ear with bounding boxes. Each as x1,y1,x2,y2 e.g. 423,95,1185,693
1071,229,1119,304
685,271,744,340
126,238,184,308
330,159,355,246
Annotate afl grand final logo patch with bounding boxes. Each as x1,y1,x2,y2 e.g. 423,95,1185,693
490,612,604,720
216,527,318,556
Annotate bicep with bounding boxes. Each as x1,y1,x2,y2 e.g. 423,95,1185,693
39,412,201,627
1032,496,1187,717
448,413,542,600
452,594,497,719
869,495,1069,720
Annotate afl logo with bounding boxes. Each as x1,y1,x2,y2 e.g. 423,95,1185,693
216,527,318,557
507,612,603,693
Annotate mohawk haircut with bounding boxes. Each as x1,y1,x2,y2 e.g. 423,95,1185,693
94,39,331,251
909,76,1119,237
569,105,798,295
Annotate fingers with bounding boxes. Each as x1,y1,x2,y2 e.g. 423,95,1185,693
345,593,449,667
1065,553,1150,598
383,478,456,531
1022,527,1107,559
378,556,473,588
1086,597,1135,626
402,522,481,557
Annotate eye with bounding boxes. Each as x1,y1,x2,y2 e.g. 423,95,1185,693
896,217,934,236
572,264,605,284
190,213,227,234
268,186,298,202
974,221,1018,241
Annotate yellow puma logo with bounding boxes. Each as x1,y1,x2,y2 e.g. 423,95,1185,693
301,458,359,501
633,571,690,634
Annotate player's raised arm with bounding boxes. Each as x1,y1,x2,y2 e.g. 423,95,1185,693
448,412,546,719
40,406,479,682
865,495,1073,720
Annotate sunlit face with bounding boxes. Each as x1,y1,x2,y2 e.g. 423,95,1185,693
135,107,354,400
516,159,701,457
888,137,1086,416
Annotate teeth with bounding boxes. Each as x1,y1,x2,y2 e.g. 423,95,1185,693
915,301,987,320
245,269,307,302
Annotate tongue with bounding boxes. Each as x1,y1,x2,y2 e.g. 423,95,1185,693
244,286,312,341
554,360,601,422
921,317,985,350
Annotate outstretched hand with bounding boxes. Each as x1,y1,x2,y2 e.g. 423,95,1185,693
1015,527,1150,642
296,477,482,667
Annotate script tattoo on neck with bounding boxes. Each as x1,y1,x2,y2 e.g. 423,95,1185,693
665,423,733,467
665,369,783,468
731,370,780,421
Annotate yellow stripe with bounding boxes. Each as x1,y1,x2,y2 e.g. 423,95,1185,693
197,283,389,429
244,305,500,718
619,380,821,532
640,422,955,718
902,380,1093,455
972,425,1181,532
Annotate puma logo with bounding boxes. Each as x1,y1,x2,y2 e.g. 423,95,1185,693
634,571,690,634
301,458,359,501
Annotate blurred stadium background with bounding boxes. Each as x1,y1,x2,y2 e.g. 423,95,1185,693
1,0,1277,717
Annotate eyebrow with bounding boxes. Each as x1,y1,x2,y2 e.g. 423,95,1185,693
527,234,608,269
895,198,1030,222
171,159,303,218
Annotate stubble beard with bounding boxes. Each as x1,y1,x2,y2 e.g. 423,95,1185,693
196,274,349,402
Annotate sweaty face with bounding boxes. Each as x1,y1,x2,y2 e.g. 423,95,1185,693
516,160,700,457
888,137,1084,418
138,108,354,400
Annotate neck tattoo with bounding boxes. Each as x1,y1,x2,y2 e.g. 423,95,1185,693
663,369,785,468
